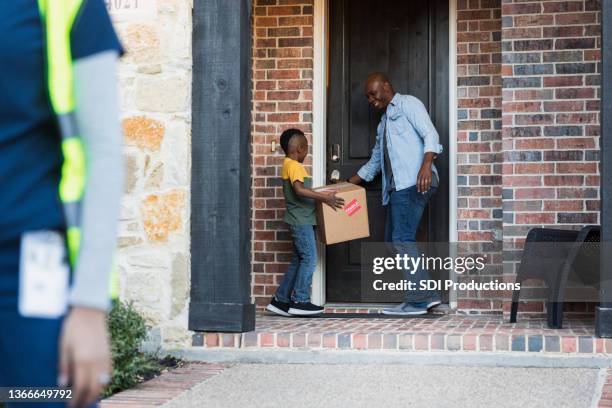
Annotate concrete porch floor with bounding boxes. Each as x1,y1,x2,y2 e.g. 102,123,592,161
190,312,608,356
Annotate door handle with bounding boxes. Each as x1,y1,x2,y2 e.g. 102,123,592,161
329,144,340,162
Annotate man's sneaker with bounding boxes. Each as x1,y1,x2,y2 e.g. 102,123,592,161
381,302,428,316
288,302,324,316
426,296,442,310
266,298,291,317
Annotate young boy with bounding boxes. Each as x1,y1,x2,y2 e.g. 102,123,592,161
266,129,344,316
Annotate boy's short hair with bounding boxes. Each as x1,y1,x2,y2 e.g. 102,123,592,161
280,128,305,155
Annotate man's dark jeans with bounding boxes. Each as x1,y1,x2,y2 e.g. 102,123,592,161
384,185,438,303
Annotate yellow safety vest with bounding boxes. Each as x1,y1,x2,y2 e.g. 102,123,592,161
38,0,119,300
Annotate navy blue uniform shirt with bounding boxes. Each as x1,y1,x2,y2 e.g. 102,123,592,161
0,0,123,307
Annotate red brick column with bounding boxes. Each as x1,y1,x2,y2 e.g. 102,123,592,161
251,0,314,307
456,0,503,243
456,0,504,313
501,0,601,316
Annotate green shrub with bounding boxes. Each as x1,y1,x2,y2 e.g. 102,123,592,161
103,301,163,397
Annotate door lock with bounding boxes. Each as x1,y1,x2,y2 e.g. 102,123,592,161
330,169,340,183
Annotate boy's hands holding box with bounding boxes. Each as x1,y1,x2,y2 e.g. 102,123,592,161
313,183,370,245
321,191,345,210
291,181,345,210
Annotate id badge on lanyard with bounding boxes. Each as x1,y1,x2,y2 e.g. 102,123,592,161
18,231,69,318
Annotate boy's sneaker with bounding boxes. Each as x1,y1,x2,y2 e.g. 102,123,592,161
288,301,324,316
266,298,291,317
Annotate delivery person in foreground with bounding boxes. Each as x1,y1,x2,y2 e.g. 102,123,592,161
0,1,124,406
347,72,443,316
266,129,344,317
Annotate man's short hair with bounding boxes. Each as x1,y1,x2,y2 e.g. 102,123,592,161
366,72,390,85
280,128,305,154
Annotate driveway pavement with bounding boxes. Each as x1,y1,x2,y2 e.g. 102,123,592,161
162,364,601,408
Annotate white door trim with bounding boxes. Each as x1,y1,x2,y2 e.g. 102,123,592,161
448,0,458,309
311,0,457,307
311,0,328,306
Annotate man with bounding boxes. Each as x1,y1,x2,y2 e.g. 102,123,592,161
0,1,124,406
348,72,442,316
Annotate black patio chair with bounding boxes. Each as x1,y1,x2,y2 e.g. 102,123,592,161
549,225,600,329
510,228,579,324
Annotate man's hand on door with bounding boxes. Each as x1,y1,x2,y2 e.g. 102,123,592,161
347,174,362,185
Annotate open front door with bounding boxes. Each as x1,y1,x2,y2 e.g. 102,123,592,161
325,0,450,303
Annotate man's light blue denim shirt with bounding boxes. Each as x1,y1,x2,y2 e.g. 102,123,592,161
357,93,443,206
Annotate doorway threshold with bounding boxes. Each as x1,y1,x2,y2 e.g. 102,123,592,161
324,303,451,315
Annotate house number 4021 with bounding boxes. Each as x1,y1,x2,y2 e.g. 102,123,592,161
105,0,156,21
105,0,140,11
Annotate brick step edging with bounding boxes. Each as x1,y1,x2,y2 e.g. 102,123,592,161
193,331,608,354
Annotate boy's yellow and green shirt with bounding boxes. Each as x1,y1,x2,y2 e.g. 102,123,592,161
282,157,316,226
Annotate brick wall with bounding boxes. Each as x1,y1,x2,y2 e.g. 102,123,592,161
251,0,314,308
456,0,504,313
501,0,601,316
456,0,503,244
501,0,601,240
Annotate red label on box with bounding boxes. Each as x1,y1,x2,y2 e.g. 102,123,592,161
344,199,362,216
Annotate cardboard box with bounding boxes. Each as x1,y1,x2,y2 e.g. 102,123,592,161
314,182,370,245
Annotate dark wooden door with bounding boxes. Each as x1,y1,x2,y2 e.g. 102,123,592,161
326,0,450,303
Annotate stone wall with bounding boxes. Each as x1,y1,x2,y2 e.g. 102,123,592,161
109,0,193,347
